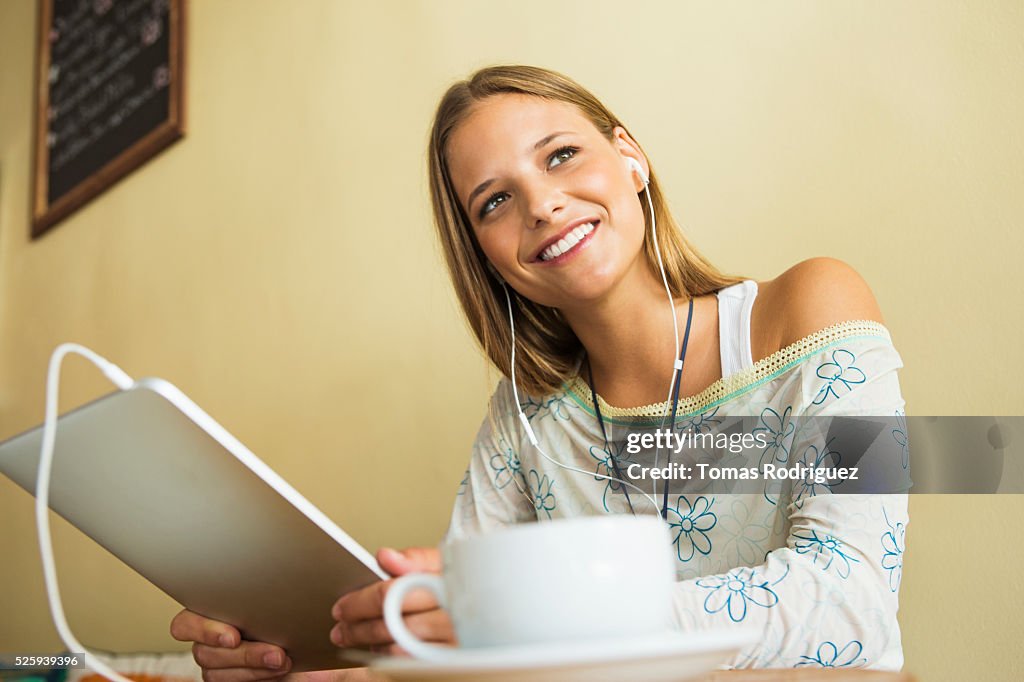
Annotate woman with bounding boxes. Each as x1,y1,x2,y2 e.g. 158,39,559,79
171,65,908,677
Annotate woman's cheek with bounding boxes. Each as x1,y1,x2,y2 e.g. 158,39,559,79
577,166,641,230
479,227,521,271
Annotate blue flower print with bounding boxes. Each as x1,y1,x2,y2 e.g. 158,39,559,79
520,394,572,423
752,406,795,466
793,530,860,579
697,566,784,622
718,499,771,566
793,440,841,504
519,395,544,422
881,508,906,592
677,407,722,434
456,469,469,496
796,640,867,668
528,469,556,519
893,410,909,469
542,394,572,422
667,496,717,562
812,349,866,405
489,443,525,492
589,440,635,512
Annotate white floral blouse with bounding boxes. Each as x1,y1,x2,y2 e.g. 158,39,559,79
446,320,909,671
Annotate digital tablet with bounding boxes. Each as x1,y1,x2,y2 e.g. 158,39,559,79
0,378,388,672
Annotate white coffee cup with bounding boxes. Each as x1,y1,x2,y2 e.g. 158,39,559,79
383,515,677,661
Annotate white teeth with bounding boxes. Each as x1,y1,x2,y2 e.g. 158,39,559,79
539,222,595,261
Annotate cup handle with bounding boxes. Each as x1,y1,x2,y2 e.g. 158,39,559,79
383,573,454,661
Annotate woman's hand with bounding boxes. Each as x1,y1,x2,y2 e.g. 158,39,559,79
170,609,293,682
330,547,455,656
170,612,379,682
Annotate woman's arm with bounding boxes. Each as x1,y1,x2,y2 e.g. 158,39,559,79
757,258,887,347
445,379,539,539
669,260,908,670
671,492,907,670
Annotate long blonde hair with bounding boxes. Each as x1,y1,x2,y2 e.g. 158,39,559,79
429,65,741,397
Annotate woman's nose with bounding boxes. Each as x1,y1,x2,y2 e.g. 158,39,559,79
521,176,566,230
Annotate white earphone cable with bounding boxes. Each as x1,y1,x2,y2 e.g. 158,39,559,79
643,178,684,506
501,165,682,516
503,285,660,514
37,343,137,682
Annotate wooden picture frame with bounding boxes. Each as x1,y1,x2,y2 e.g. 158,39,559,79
32,0,186,238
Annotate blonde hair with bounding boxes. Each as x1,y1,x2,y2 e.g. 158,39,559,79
429,65,742,398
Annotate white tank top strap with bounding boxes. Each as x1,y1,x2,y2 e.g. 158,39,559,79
716,279,759,379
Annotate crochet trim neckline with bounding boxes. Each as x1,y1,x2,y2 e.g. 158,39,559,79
562,319,892,419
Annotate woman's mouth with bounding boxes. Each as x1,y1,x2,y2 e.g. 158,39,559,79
535,221,598,264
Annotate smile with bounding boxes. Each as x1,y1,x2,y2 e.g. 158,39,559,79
537,222,597,263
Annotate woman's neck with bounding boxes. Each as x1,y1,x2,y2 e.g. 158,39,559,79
561,261,703,408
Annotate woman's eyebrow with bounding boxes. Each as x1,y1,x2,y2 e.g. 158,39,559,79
466,131,575,212
532,130,572,151
467,179,495,215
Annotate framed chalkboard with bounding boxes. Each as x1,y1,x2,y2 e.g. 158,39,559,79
32,0,186,238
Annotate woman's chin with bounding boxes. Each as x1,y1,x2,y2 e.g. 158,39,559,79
549,278,622,309
524,256,633,308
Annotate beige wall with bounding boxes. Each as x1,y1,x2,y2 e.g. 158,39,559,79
1,1,1021,680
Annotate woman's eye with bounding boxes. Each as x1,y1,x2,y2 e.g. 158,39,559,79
480,192,509,218
548,146,579,168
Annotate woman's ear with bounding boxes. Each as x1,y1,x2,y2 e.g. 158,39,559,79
612,126,649,193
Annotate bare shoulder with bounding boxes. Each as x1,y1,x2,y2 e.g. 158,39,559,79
753,257,886,355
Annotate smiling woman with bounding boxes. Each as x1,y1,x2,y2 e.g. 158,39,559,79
448,94,658,307
430,72,748,403
426,65,907,670
169,65,909,678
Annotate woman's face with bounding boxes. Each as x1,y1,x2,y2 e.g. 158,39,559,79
446,94,651,310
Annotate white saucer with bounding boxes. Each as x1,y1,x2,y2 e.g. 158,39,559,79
369,629,756,682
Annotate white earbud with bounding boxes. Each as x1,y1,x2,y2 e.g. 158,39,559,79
626,157,649,186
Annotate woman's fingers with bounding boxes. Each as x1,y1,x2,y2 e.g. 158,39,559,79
198,664,292,682
375,547,443,576
331,609,454,648
192,643,291,672
329,547,451,653
170,609,241,648
170,609,292,682
331,579,439,624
